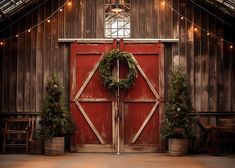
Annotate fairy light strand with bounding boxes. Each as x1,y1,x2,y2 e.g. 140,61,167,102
0,0,71,42
0,0,234,49
163,0,234,47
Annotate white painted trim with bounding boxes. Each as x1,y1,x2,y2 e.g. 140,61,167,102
58,38,179,43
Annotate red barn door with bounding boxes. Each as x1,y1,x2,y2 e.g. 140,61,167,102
70,40,164,152
70,41,116,152
119,40,164,152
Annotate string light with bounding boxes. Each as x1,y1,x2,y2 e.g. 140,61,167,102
164,1,235,48
67,1,72,7
0,0,234,48
0,0,70,41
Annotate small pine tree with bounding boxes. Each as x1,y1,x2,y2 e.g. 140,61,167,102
161,68,195,139
40,74,74,140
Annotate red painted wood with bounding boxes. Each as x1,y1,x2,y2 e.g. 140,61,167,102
70,40,163,152
70,42,114,147
120,41,161,147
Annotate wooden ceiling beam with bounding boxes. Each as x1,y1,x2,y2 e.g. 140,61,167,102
0,8,10,20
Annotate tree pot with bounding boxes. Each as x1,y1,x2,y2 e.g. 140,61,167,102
168,138,188,156
44,137,65,155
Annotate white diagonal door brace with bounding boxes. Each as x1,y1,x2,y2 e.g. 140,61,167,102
73,53,106,145
129,54,160,144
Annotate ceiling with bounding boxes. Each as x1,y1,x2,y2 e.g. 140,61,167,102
0,0,235,23
202,0,235,17
0,0,39,22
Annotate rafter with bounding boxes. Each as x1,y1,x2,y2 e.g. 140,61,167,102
0,8,10,20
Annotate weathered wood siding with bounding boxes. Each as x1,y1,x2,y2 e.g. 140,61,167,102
0,0,234,114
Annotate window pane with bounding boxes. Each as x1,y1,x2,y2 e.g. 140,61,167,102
105,1,131,38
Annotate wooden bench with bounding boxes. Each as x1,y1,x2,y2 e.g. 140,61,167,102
195,111,235,155
2,117,36,153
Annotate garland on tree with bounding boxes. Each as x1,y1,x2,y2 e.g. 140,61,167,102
99,49,137,90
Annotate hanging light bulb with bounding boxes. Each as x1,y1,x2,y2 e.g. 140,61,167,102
67,1,72,7
0,41,3,46
161,0,165,6
47,19,51,23
207,32,210,36
230,45,233,49
111,0,123,13
194,27,198,32
59,8,63,12
180,16,184,20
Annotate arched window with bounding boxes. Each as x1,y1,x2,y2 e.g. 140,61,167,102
105,0,130,38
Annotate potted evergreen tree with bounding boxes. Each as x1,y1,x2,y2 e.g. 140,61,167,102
40,74,74,155
161,68,195,156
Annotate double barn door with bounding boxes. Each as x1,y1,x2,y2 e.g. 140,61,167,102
70,39,164,152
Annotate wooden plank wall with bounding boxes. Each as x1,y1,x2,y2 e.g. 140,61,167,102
0,0,234,115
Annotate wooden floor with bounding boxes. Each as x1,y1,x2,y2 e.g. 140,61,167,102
0,153,235,168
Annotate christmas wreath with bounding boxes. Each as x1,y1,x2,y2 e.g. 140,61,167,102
99,49,137,90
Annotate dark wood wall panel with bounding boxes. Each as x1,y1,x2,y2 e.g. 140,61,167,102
208,15,217,112
186,1,194,106
216,21,224,112
0,44,3,111
0,0,234,115
35,4,44,112
194,4,201,112
200,11,209,112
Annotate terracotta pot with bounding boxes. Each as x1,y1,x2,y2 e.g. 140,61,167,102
44,137,64,155
168,138,188,156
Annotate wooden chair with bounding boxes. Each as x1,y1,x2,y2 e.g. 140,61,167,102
2,117,36,153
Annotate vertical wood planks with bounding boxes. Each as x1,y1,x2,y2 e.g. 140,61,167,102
10,25,18,112
172,0,179,68
30,10,37,112
152,0,159,38
165,0,173,39
0,0,234,116
17,20,25,112
58,0,65,84
208,15,217,112
131,0,139,38
179,0,187,70
96,0,104,38
223,25,231,112
0,41,3,111
3,37,10,111
186,1,194,107
139,0,145,38
51,0,59,73
200,11,209,112
35,4,44,112
85,0,92,37
159,0,165,38
216,18,224,112
194,5,201,112
145,0,153,37
24,13,32,112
